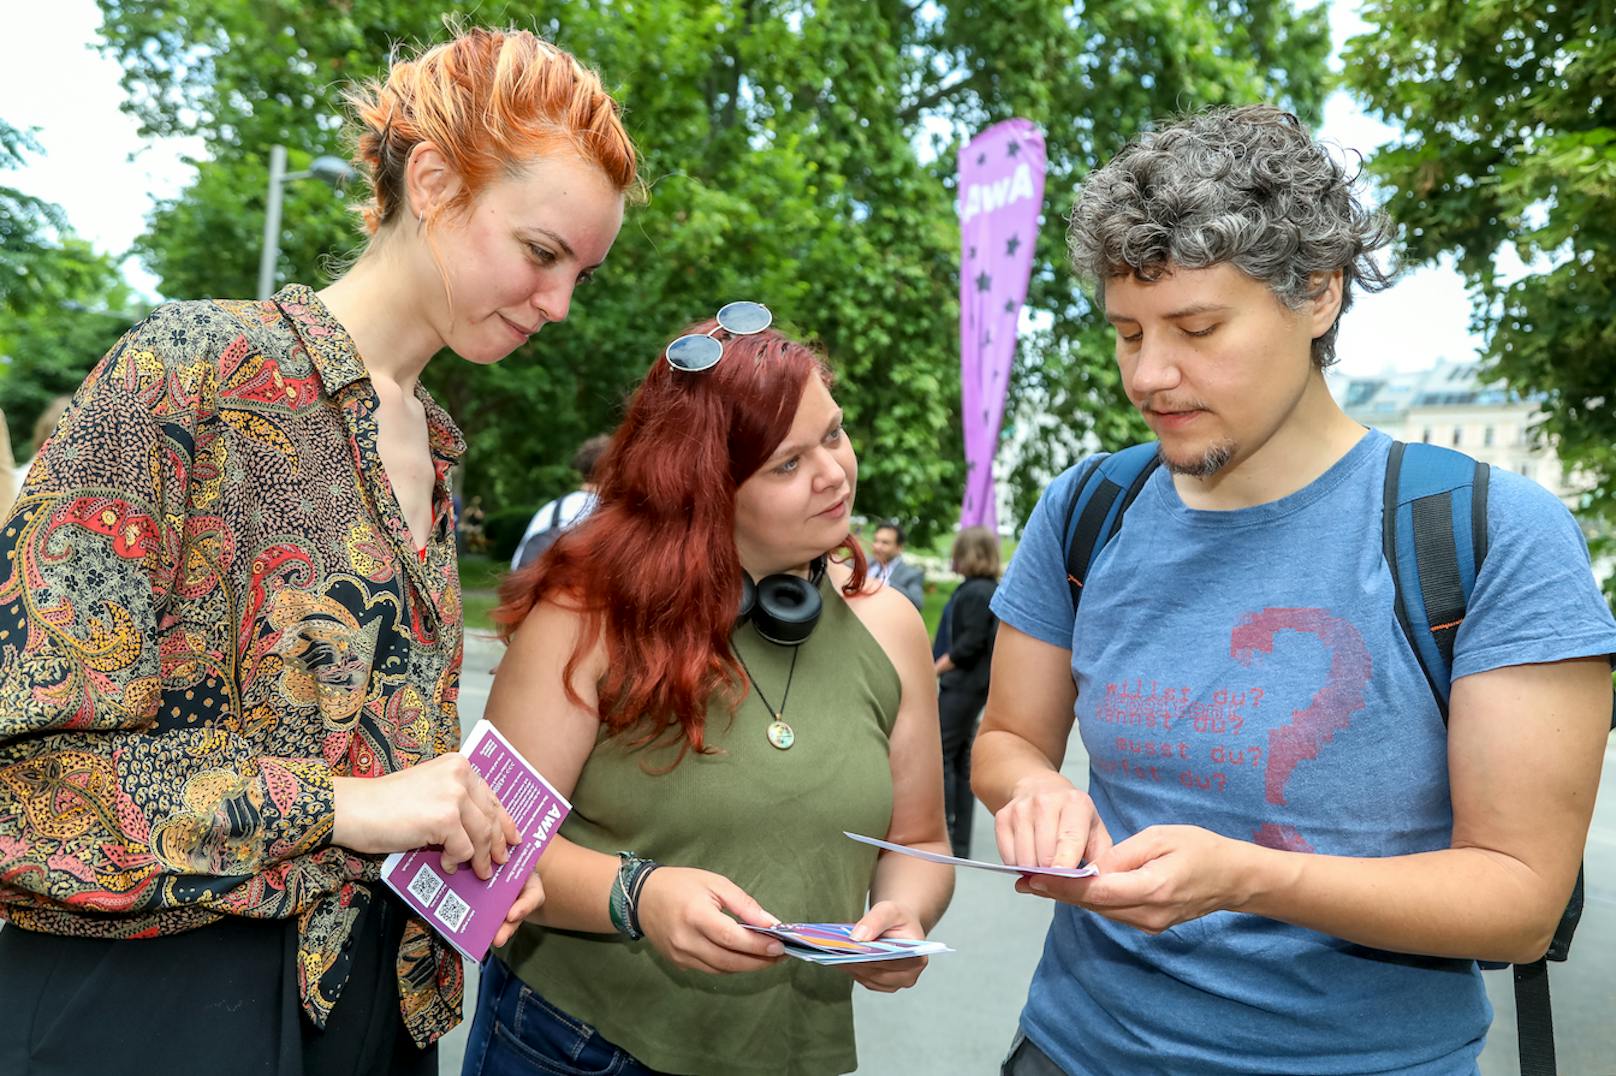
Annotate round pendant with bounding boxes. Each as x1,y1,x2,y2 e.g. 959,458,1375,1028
766,719,795,750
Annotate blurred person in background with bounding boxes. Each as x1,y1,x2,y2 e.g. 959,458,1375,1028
869,519,925,610
934,525,1000,858
9,394,71,491
0,408,16,517
511,433,609,569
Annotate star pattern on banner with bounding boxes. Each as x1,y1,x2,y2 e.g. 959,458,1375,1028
961,123,1045,533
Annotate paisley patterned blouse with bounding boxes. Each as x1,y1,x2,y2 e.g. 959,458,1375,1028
0,284,467,1045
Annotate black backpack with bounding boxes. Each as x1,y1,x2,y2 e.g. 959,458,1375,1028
1057,439,1612,1076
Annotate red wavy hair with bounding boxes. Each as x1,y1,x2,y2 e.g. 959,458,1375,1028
494,323,869,760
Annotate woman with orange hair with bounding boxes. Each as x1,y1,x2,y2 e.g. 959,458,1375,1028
0,27,636,1076
465,304,955,1076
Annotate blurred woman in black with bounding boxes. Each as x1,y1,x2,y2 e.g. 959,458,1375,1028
933,526,1000,858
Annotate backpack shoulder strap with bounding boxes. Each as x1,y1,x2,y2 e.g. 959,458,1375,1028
1389,443,1594,1076
1383,440,1490,723
1061,443,1163,612
549,496,567,530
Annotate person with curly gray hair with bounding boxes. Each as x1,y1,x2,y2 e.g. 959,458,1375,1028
975,105,1615,1075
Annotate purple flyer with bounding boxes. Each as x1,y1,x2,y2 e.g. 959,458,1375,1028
382,719,571,961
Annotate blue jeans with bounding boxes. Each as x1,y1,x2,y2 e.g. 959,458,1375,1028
460,955,664,1076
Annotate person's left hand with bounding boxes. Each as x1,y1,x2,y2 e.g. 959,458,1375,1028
839,900,930,993
1015,825,1251,934
492,867,546,949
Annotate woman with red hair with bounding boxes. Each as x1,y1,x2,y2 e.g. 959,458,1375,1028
466,304,954,1075
0,26,636,1076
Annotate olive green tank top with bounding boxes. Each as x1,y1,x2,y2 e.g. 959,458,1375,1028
499,574,902,1075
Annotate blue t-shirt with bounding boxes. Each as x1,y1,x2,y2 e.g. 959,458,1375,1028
990,429,1616,1076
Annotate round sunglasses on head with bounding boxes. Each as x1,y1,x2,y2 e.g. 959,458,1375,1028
664,301,773,372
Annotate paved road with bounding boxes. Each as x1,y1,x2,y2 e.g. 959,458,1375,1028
446,632,1616,1075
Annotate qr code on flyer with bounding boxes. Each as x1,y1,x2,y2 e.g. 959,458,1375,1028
407,864,444,907
436,890,471,933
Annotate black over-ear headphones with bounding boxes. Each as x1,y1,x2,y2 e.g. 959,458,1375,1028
736,556,827,646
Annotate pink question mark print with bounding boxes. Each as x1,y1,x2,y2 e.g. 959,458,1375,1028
1230,608,1372,851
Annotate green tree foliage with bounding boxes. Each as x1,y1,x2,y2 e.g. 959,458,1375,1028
1,123,66,308
0,120,134,458
1344,1,1616,598
97,0,1329,538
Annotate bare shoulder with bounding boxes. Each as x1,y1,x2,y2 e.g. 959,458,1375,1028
501,595,608,682
827,560,930,666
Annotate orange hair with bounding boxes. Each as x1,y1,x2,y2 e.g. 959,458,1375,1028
344,27,639,235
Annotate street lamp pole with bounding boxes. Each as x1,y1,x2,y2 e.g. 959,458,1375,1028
257,145,290,300
257,144,355,299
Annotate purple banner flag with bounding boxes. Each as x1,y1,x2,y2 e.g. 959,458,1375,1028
958,118,1046,533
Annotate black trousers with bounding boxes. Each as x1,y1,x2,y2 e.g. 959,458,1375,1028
1001,1029,1069,1075
939,684,987,859
0,889,437,1076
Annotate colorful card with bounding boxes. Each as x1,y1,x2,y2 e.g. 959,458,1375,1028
743,921,952,965
382,719,571,961
843,832,1098,878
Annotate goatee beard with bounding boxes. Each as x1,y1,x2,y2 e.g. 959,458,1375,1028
1160,440,1235,478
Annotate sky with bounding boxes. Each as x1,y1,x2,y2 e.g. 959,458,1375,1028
2,0,1485,381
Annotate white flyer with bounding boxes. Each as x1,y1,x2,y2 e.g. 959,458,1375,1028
844,832,1097,878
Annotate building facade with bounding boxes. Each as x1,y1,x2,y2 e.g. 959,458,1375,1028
1329,360,1610,583
1330,360,1587,504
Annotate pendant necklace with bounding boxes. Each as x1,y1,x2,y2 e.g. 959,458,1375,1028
734,645,801,750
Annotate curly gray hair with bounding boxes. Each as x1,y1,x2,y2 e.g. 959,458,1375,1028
1066,105,1394,368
